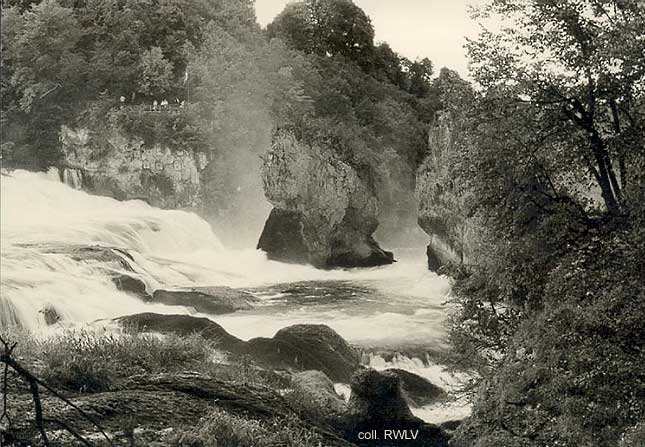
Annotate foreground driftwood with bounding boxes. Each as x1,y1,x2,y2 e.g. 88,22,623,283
0,336,113,446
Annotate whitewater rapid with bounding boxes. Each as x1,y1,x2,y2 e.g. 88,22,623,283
1,169,451,335
1,169,468,422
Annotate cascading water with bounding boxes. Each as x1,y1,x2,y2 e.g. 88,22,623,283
61,167,83,190
0,168,468,423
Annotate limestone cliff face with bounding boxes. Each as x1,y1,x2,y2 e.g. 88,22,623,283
60,125,208,209
416,111,478,270
259,133,393,268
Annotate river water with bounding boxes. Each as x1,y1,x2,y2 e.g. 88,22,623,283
0,169,470,423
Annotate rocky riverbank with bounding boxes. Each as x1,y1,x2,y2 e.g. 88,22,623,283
2,319,454,446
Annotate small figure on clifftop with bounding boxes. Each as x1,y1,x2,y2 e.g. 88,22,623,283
152,99,158,111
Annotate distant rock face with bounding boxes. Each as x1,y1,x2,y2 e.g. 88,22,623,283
416,112,478,271
259,132,393,268
60,125,207,209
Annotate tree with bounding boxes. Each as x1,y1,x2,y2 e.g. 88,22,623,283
406,57,434,98
267,0,375,68
138,47,174,97
1,0,87,166
467,0,645,217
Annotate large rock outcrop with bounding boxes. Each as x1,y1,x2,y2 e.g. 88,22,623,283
60,125,207,209
416,111,478,271
340,369,450,446
259,132,393,268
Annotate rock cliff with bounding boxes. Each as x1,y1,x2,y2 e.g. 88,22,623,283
60,125,207,209
259,132,393,268
416,112,478,271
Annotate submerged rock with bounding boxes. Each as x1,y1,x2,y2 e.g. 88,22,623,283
39,305,61,325
341,369,449,446
112,274,148,298
260,132,393,268
149,287,257,315
41,244,136,271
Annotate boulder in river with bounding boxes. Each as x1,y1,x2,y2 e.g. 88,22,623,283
39,305,61,325
257,208,310,264
245,324,361,382
42,244,136,271
149,287,257,315
341,369,449,446
112,274,148,298
260,132,394,268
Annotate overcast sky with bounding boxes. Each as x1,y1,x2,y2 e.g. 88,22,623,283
255,0,487,77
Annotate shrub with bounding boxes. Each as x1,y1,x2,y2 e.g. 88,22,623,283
30,330,217,392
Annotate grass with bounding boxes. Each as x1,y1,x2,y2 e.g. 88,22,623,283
166,408,324,447
3,329,224,393
0,328,337,446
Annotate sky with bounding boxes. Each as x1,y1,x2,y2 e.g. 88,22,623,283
255,0,487,77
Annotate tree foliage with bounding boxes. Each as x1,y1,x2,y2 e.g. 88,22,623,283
444,2,645,445
267,0,375,69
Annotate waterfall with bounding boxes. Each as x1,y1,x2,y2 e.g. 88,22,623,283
62,167,83,190
1,169,450,337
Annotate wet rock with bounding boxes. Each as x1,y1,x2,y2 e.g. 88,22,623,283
291,370,347,417
341,369,449,446
112,274,148,298
249,324,361,382
41,244,135,271
260,132,394,268
385,368,447,407
149,287,257,315
39,305,61,325
257,208,310,264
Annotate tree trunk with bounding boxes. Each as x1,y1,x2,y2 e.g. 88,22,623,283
590,133,620,214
